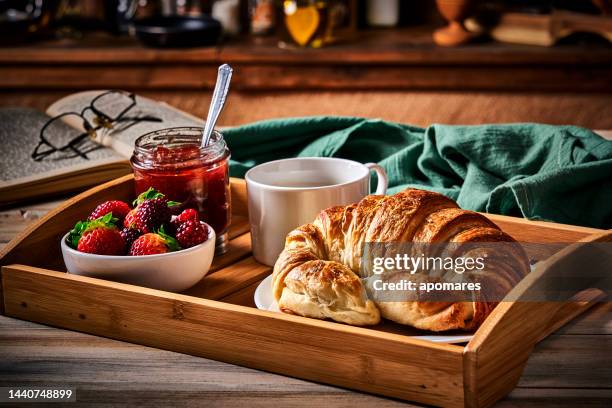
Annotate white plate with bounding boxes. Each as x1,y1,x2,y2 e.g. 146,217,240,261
254,274,473,344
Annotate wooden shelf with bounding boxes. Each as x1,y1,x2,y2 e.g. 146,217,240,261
1,27,611,91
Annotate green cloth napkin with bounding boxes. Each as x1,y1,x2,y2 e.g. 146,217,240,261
224,116,612,229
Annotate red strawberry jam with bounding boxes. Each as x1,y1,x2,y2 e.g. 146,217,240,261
131,127,231,253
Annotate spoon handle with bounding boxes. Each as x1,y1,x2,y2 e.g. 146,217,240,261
202,64,233,147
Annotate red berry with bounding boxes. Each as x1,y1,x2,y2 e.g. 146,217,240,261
128,188,180,233
120,227,142,250
129,232,179,256
88,200,130,222
69,213,124,255
172,208,200,230
176,208,200,224
123,209,137,228
176,220,208,248
77,227,125,255
124,209,152,234
132,198,171,233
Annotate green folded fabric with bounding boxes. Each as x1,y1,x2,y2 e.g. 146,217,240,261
224,116,612,229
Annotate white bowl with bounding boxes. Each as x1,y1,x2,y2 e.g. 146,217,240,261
61,223,215,292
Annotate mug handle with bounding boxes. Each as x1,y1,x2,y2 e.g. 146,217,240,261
365,163,388,195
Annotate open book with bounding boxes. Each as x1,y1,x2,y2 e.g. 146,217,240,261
0,91,203,207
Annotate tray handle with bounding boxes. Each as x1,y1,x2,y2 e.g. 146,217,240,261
463,230,611,408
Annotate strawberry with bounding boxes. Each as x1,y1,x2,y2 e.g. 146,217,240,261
176,220,208,248
123,209,137,229
78,228,125,255
68,213,125,255
129,228,180,256
88,200,130,223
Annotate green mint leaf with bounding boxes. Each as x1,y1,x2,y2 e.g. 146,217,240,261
167,201,181,207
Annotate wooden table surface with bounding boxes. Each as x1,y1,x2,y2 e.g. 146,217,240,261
0,199,610,407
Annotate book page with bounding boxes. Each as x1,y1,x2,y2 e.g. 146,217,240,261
0,107,124,186
47,91,204,158
595,130,612,140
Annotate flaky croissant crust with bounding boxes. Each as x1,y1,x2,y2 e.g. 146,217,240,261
272,188,530,331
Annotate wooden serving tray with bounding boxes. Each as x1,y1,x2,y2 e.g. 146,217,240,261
1,175,609,408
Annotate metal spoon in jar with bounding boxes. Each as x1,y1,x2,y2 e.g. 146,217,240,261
201,63,233,147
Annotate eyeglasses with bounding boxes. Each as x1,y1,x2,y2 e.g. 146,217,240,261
32,90,162,161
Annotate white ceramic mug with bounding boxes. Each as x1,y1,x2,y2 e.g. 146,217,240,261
245,157,388,266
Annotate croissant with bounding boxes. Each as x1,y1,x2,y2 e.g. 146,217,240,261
272,188,530,331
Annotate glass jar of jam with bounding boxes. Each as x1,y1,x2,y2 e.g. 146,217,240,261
131,127,231,254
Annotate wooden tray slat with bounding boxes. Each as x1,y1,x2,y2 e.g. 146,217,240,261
208,233,252,274
220,280,260,307
227,215,250,240
2,264,466,408
537,289,607,342
185,257,271,301
483,213,601,243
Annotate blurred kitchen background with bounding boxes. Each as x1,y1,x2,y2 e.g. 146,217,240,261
1,0,611,129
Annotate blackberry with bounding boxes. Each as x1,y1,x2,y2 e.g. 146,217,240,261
134,198,171,233
120,227,142,251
